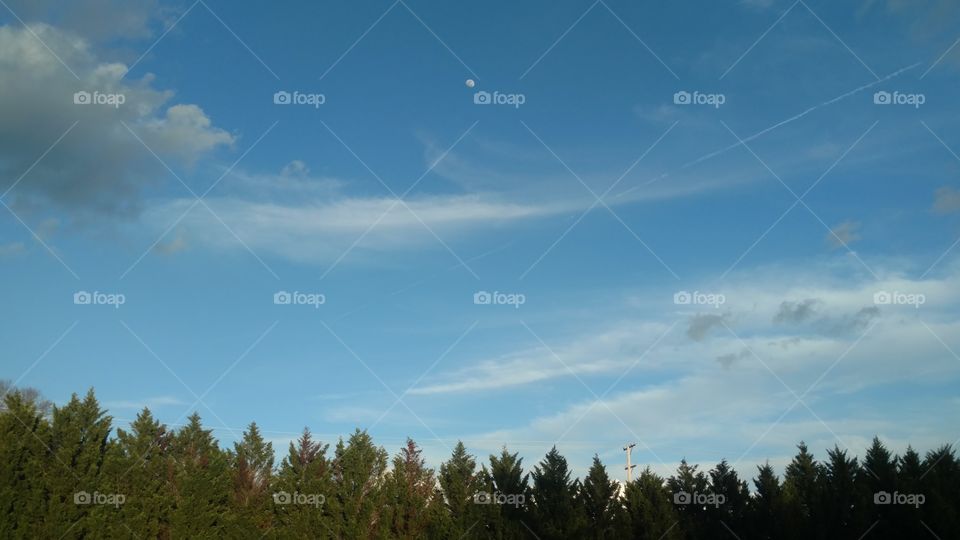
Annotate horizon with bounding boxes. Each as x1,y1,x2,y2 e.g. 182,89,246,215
3,379,953,488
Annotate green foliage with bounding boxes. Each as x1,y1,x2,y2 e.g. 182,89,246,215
528,446,586,539
438,441,483,538
0,392,50,538
382,438,444,539
749,462,784,540
667,459,709,539
782,442,823,539
272,428,336,538
99,408,174,538
332,429,388,538
168,412,232,538
707,459,750,537
579,455,625,539
484,446,530,538
624,467,679,540
45,389,113,538
231,422,275,533
0,385,956,539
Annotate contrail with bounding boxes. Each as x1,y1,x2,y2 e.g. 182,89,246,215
617,63,921,197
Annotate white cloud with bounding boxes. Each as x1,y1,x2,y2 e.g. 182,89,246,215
412,257,960,396
0,23,233,217
141,193,569,263
399,258,960,478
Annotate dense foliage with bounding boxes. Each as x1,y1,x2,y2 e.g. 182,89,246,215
0,386,956,539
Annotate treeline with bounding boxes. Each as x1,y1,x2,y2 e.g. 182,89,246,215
1,387,958,539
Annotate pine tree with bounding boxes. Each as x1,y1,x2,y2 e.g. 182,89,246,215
892,446,924,537
707,459,750,539
98,408,174,538
332,429,388,538
438,441,483,539
43,389,112,538
782,442,823,540
231,422,275,534
0,391,50,538
169,413,233,537
383,438,444,539
822,446,864,539
623,467,680,540
528,446,586,539
273,427,336,538
667,459,709,539
486,447,529,538
921,445,959,539
749,462,784,540
579,455,623,539
859,437,898,539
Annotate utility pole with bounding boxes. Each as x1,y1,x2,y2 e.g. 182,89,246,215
623,443,637,482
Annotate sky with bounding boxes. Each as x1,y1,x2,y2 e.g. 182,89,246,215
1,0,959,481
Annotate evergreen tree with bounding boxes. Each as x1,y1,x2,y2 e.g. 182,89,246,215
859,437,898,540
707,459,750,539
43,389,112,538
749,462,784,540
921,445,960,539
822,446,865,540
438,441,483,539
383,438,444,539
579,455,624,539
485,447,530,538
888,446,923,537
528,446,585,539
0,391,50,538
782,442,823,540
667,459,709,539
332,429,388,538
232,422,274,527
169,413,233,537
98,408,174,538
623,467,680,540
273,428,336,538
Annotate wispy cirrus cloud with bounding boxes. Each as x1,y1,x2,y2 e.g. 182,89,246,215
410,258,960,396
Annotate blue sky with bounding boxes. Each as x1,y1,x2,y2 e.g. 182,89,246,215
1,0,959,479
